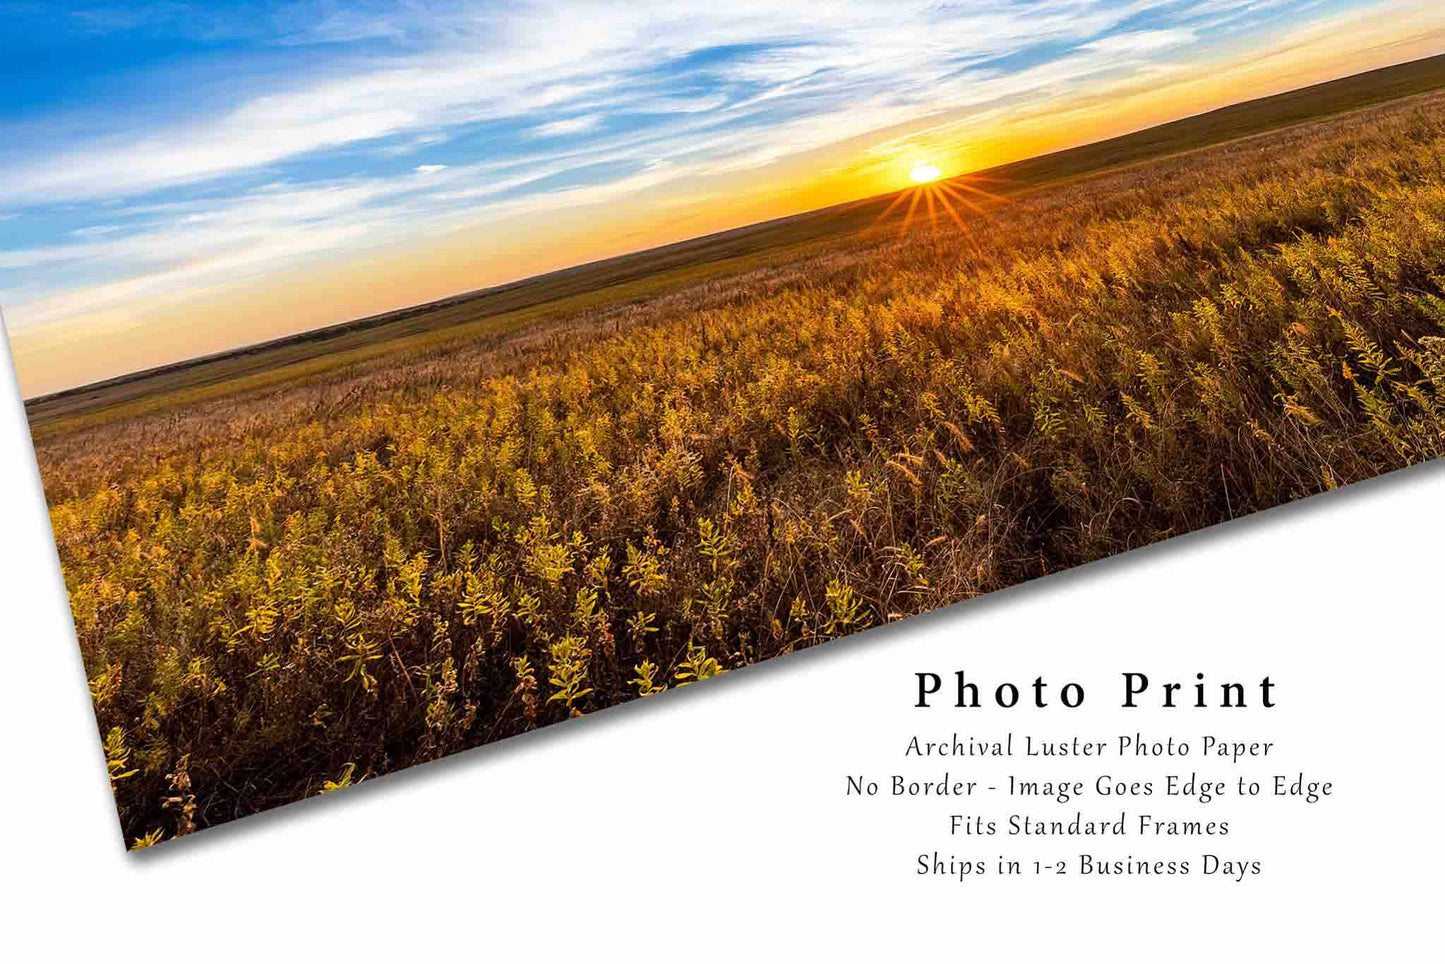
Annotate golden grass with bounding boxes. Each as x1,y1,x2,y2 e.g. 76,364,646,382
44,93,1445,846
27,243,830,441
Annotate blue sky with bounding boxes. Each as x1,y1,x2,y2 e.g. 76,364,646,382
2,0,1441,394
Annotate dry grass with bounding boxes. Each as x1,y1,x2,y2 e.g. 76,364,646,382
45,92,1445,845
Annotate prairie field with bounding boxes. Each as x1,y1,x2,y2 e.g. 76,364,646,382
38,90,1445,845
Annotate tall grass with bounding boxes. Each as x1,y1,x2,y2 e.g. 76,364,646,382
42,94,1445,845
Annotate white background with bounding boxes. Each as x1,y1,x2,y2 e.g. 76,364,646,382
2,326,1440,960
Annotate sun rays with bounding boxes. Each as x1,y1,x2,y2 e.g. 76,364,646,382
873,167,1009,243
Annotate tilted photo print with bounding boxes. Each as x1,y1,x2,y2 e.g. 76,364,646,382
4,1,1444,848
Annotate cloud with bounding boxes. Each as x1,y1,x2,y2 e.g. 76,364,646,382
1081,28,1198,55
376,132,452,157
529,115,604,138
0,1,1175,205
69,224,124,237
414,164,449,175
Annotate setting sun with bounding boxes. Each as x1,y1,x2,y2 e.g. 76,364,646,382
909,162,941,183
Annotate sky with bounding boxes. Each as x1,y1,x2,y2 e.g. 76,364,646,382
2,1,1443,397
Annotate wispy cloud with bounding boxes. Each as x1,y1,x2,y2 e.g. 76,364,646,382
0,1,1183,204
530,115,604,138
69,224,124,237
1081,27,1198,55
